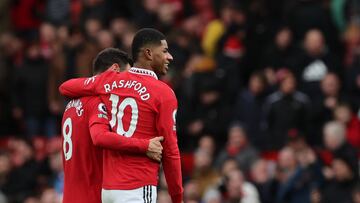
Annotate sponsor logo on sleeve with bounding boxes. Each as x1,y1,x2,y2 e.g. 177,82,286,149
97,103,108,119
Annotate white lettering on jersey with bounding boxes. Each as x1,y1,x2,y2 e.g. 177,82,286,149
84,76,97,85
103,80,151,101
65,99,84,116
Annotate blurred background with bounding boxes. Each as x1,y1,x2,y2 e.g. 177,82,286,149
0,0,359,202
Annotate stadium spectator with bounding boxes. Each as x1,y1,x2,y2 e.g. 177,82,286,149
276,146,323,203
215,122,259,173
323,121,359,178
250,159,277,203
12,41,56,137
233,71,269,149
292,29,341,99
264,70,311,149
321,157,357,203
333,103,360,148
192,149,220,197
310,72,347,146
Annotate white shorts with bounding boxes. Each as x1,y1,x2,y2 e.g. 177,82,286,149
101,185,157,203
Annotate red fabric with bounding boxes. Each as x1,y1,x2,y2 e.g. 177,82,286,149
10,0,43,30
346,115,360,149
260,151,279,161
88,97,149,153
317,150,333,166
61,97,103,203
61,96,150,203
59,69,183,203
181,153,194,178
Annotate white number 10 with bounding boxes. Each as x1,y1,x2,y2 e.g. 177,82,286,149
109,94,138,137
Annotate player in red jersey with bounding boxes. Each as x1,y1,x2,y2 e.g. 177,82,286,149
61,48,164,203
59,28,183,203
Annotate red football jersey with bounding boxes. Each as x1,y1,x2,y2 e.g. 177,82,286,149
61,96,103,203
60,68,183,203
61,96,150,203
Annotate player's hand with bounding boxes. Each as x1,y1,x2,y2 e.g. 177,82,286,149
147,136,164,162
148,136,164,153
146,151,162,162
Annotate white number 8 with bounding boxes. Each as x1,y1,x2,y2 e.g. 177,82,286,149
62,117,73,161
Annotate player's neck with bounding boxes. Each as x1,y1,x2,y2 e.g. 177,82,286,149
133,62,154,72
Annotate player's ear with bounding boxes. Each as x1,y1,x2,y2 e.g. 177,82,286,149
110,63,120,72
143,47,152,61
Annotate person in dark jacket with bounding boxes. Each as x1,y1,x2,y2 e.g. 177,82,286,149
264,70,311,149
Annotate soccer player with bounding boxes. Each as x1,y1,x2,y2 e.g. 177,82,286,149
61,48,164,203
59,28,183,203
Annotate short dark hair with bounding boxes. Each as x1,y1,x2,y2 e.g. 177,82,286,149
131,28,165,62
92,48,130,75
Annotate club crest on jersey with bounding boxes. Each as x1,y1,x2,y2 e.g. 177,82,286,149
65,99,84,116
97,103,108,119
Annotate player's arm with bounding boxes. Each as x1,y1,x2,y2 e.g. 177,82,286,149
87,97,163,156
156,92,183,203
59,76,98,98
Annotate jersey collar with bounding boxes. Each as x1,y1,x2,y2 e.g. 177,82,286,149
129,67,158,80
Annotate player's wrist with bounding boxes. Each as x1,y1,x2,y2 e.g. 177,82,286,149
139,139,150,153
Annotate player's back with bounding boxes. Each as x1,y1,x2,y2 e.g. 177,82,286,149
95,68,177,189
61,96,102,203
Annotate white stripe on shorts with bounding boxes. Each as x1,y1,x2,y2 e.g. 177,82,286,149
102,186,157,203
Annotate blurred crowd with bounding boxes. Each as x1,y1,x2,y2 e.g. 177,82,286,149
0,0,360,202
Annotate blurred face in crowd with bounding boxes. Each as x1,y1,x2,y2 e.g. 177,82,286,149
321,73,340,96
278,147,297,170
158,3,177,24
251,159,269,183
110,18,128,37
226,170,243,200
40,188,61,203
57,25,69,42
221,159,238,176
334,105,352,124
122,29,136,52
332,159,353,181
304,29,325,56
194,150,212,171
10,139,34,167
220,5,234,25
0,33,23,56
198,135,215,155
0,153,11,176
249,74,265,95
85,18,102,39
27,43,41,60
280,73,296,94
323,122,345,150
354,189,360,203
228,126,247,148
96,30,115,49
184,180,200,202
144,0,160,12
150,39,173,75
276,28,292,49
200,90,220,105
40,23,56,43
